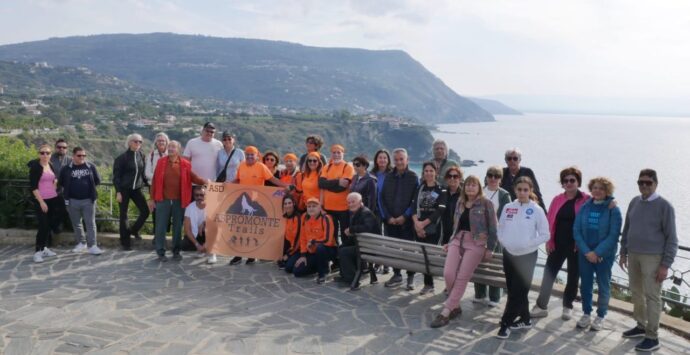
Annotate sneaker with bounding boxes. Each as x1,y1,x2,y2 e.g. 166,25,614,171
245,258,256,265
635,338,660,352
72,243,87,253
495,325,511,339
42,247,57,257
430,314,449,328
172,253,182,261
530,304,548,318
448,307,462,320
577,314,591,329
384,275,403,288
196,252,206,259
316,276,326,284
510,319,532,330
473,297,488,305
207,254,218,264
622,325,646,338
487,300,499,308
88,245,103,255
158,255,168,262
229,257,243,265
33,251,44,263
561,307,573,321
420,285,434,295
591,316,605,331
405,276,415,291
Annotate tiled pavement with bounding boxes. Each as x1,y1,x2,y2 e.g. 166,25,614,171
0,245,688,354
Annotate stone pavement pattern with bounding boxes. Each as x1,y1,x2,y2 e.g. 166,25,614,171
0,245,688,354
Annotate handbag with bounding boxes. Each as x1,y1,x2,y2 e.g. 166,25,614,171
215,148,236,183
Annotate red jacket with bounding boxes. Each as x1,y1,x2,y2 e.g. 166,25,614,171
151,156,193,208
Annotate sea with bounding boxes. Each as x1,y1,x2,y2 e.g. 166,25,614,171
431,113,690,288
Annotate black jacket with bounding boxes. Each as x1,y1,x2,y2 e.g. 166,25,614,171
349,173,378,213
349,206,381,235
441,189,461,245
112,150,147,193
380,168,419,220
58,161,101,202
28,159,56,193
501,166,546,210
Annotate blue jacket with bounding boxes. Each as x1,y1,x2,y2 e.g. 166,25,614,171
573,197,621,258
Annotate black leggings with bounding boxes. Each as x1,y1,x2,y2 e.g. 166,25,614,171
118,188,150,248
501,250,538,326
536,242,579,309
34,197,60,252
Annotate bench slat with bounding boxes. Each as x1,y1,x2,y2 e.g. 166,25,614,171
358,245,446,268
360,255,444,276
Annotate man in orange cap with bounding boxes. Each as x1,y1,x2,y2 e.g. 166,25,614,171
293,197,337,284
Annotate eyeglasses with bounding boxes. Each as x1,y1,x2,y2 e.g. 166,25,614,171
56,145,67,149
306,140,316,144
446,174,461,179
353,162,362,167
307,159,318,163
562,178,577,184
205,129,216,134
264,158,276,162
637,180,654,187
132,140,142,144
76,154,87,158
516,188,530,192
39,151,51,155
486,174,501,179
505,156,519,162
222,138,233,141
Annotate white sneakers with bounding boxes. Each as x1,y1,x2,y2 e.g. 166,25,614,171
591,316,605,331
42,247,57,257
207,254,218,264
33,251,44,263
577,314,591,328
561,307,573,320
530,305,548,318
72,243,87,253
88,245,103,255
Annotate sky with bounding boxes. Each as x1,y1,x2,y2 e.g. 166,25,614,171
2,0,690,114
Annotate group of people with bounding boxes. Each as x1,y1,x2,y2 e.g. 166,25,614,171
28,122,678,352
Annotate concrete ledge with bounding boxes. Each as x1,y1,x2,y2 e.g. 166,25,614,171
1,227,688,339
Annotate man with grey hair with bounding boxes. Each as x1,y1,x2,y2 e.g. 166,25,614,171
113,133,150,250
336,192,381,289
432,139,459,185
381,148,419,289
500,148,545,210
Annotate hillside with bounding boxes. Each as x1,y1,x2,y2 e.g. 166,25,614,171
0,33,494,123
469,97,522,115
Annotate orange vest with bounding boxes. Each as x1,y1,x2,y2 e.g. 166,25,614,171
284,213,301,255
299,212,336,253
320,161,354,211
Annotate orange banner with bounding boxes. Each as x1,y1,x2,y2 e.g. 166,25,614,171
205,183,286,260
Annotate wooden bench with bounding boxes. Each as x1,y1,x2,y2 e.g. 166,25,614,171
352,232,506,290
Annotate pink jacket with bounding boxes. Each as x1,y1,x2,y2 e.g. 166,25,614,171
546,190,590,250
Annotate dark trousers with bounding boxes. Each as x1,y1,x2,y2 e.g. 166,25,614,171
180,231,206,251
51,194,71,237
118,188,149,248
416,230,441,287
536,243,579,310
475,244,504,302
501,250,538,326
293,245,337,278
385,221,415,278
285,253,300,274
326,209,350,246
34,197,60,252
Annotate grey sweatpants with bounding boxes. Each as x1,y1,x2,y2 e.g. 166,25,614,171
67,199,97,247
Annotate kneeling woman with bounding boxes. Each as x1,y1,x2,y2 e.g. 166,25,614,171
293,198,337,284
573,177,621,331
431,175,498,328
281,194,302,272
496,176,549,339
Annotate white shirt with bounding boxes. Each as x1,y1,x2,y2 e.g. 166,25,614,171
184,202,206,238
183,137,223,181
483,186,501,215
498,200,549,256
145,148,167,183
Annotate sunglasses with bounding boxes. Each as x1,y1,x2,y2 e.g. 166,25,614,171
39,151,51,155
222,138,233,141
56,146,67,149
306,140,316,144
76,154,87,158
505,156,519,162
205,129,216,134
353,162,362,167
486,174,501,179
562,178,577,184
516,188,530,192
264,158,276,162
132,140,142,144
307,159,318,163
637,180,654,187
446,174,461,179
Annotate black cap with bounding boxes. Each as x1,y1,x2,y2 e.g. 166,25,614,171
222,131,234,138
203,122,216,130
